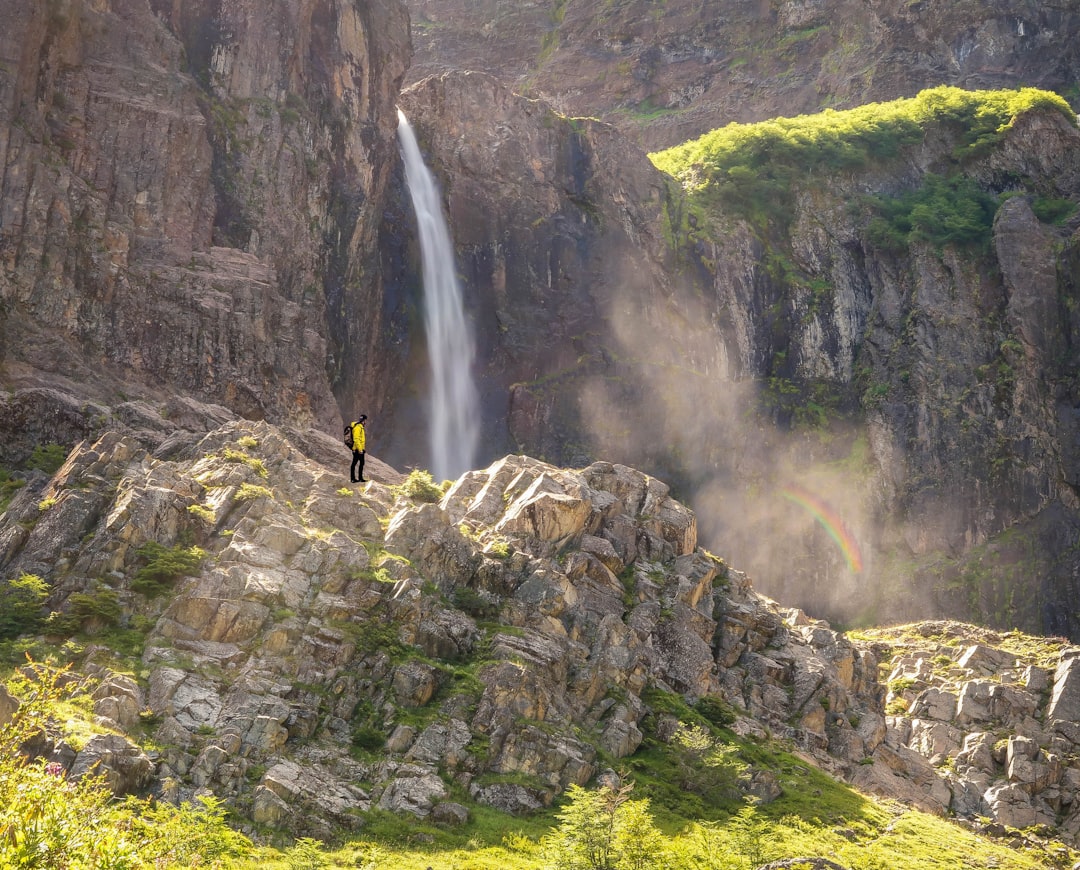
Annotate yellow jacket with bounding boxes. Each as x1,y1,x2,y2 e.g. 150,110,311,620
351,421,366,452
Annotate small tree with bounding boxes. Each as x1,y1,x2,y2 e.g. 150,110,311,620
0,574,49,639
541,782,667,870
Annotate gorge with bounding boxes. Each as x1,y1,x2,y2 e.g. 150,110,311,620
2,0,1080,866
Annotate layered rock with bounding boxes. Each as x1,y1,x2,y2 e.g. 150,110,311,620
0,0,410,435
6,419,1080,845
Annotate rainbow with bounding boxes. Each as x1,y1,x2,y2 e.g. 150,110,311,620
781,485,864,573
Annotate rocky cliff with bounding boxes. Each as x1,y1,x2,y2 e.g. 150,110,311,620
4,417,1080,853
406,0,1080,150
0,0,410,444
390,71,1080,642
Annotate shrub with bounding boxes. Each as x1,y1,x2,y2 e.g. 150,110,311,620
221,446,268,478
285,838,330,869
45,589,121,636
398,469,443,503
540,782,667,870
866,173,999,251
694,696,737,728
235,482,274,502
670,723,747,801
0,468,26,512
187,503,216,524
0,660,253,867
27,443,68,475
131,542,207,596
0,573,49,639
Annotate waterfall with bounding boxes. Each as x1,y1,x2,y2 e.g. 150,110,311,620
396,109,480,481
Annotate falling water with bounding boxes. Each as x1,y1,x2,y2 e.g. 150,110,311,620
396,109,480,481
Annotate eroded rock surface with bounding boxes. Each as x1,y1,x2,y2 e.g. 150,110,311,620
6,420,1080,844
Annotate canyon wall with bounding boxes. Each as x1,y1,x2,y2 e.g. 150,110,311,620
0,0,411,452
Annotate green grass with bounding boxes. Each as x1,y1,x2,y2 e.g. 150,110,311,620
648,85,1075,235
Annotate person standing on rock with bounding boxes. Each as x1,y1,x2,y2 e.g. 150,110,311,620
349,414,368,483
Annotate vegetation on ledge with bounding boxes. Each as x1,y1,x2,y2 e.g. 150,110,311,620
648,85,1076,236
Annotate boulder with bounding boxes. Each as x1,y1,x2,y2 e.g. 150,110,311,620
984,782,1037,829
69,734,153,795
432,801,470,826
1048,651,1080,724
378,771,449,816
472,782,547,814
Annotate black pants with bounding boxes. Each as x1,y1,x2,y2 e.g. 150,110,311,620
351,450,366,482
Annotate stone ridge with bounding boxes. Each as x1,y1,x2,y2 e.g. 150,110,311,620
4,418,1080,847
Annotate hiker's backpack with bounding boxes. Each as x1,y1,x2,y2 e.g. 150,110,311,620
343,423,354,449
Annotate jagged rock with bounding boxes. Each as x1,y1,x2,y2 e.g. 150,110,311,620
956,644,1017,676
405,720,473,767
909,687,958,721
956,732,997,774
391,661,440,707
985,782,1037,829
1048,650,1080,723
472,782,547,815
261,760,370,822
497,478,593,544
746,769,783,804
386,725,418,754
69,734,154,795
91,674,144,732
378,770,448,816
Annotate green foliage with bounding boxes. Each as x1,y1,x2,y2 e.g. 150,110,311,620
45,589,122,637
187,503,216,524
452,586,501,620
693,696,736,728
235,482,274,502
649,85,1074,234
222,446,268,478
285,837,330,869
0,574,49,640
396,469,444,504
0,660,254,868
0,467,27,512
866,173,1000,251
27,443,68,475
131,542,207,596
670,723,748,802
1031,196,1077,224
540,783,666,870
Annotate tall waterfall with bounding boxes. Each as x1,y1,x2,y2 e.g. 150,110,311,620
396,110,480,481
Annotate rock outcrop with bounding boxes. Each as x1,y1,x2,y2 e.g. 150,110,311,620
6,418,1080,846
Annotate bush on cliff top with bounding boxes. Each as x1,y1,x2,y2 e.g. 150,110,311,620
648,86,1075,233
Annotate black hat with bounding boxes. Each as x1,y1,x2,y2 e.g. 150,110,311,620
358,414,367,422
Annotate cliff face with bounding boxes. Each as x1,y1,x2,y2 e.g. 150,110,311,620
406,0,1080,150
0,0,410,444
389,71,725,474
393,72,1080,640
